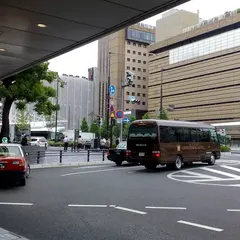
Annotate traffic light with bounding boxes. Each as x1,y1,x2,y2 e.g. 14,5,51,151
97,117,102,126
126,71,134,86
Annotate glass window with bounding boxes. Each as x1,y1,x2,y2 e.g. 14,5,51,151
127,66,130,70
133,59,136,62
160,126,177,142
133,51,136,54
133,43,136,46
138,60,141,63
132,84,135,88
143,93,146,97
137,85,141,88
143,69,146,72
190,128,198,142
133,76,136,79
210,129,219,143
143,53,147,56
132,67,136,71
138,52,141,55
138,44,141,47
142,102,146,105
137,76,141,80
132,92,135,96
143,61,146,64
143,77,146,80
200,129,211,142
126,100,130,104
138,68,141,71
137,93,140,96
127,58,130,61
127,50,130,53
143,85,146,89
126,92,130,95
127,41,131,45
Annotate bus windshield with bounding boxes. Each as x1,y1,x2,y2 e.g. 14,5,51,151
128,123,158,140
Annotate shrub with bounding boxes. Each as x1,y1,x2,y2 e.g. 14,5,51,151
220,145,231,152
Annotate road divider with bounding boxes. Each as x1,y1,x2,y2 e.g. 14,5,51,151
145,206,187,210
177,220,223,232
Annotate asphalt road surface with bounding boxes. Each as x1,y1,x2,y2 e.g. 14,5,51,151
1,156,240,240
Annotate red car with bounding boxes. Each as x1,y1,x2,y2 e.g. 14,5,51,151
0,144,30,186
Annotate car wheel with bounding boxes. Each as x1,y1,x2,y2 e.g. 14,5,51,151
26,165,30,178
144,164,157,170
173,156,183,170
20,178,26,186
116,161,122,166
208,153,216,165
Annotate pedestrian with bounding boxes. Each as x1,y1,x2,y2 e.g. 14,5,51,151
21,135,28,146
63,136,69,152
77,135,83,152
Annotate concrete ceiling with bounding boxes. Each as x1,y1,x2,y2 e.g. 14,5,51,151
0,0,188,80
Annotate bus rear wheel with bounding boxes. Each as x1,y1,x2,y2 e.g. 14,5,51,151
173,156,183,170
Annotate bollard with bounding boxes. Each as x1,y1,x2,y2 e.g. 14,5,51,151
87,150,90,162
60,150,63,163
102,150,105,161
37,151,40,164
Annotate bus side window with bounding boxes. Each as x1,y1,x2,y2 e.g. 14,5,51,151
160,126,177,142
200,129,211,142
190,128,198,142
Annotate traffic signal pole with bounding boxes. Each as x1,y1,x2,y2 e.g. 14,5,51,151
120,73,124,142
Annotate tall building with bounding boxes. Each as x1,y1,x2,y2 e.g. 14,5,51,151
88,67,100,119
156,9,199,42
98,23,155,119
148,9,240,139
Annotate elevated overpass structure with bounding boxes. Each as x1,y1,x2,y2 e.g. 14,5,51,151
0,0,188,80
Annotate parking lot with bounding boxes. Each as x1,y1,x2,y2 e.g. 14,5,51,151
1,157,240,240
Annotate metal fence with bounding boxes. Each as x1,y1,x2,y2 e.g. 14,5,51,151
28,149,109,165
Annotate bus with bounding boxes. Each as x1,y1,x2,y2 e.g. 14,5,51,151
127,119,220,170
31,128,64,142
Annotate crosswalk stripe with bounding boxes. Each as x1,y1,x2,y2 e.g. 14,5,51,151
220,165,240,173
201,167,240,179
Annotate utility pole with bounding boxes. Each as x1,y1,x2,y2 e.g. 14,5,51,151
120,73,124,142
160,69,163,115
55,78,59,141
106,52,111,136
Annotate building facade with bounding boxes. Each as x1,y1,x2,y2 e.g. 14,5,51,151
98,23,155,119
148,9,240,138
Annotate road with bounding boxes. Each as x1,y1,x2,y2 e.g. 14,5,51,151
1,156,240,240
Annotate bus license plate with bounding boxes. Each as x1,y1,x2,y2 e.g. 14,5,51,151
139,152,145,157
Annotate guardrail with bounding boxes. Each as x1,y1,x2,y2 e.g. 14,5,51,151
28,149,109,165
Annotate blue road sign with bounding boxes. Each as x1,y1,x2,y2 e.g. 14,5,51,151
115,110,124,119
109,85,116,95
123,118,130,123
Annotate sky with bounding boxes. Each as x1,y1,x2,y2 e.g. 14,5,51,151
49,0,239,77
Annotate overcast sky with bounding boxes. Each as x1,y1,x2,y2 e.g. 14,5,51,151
49,0,239,76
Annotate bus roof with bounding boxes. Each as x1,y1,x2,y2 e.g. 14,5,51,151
131,119,215,129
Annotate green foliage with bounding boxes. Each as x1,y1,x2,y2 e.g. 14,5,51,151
130,115,136,122
90,121,100,137
80,117,89,132
122,115,136,139
142,113,150,119
100,119,108,138
158,109,169,120
48,141,74,147
0,62,60,138
16,108,32,133
220,145,231,152
113,124,120,138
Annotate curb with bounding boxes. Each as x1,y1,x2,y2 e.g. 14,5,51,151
221,152,232,156
31,161,113,169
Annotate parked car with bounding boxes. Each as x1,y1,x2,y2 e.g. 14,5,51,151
30,137,48,148
107,141,129,166
0,144,30,186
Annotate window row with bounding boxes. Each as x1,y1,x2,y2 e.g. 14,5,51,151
126,66,147,72
132,76,147,81
126,100,146,105
127,50,148,56
126,92,146,97
169,28,240,64
126,58,147,64
127,42,148,48
160,126,218,143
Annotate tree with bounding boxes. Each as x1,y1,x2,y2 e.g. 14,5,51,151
80,117,89,132
0,62,59,139
100,119,108,139
16,108,32,135
113,124,120,138
90,121,100,137
142,113,150,119
158,109,169,120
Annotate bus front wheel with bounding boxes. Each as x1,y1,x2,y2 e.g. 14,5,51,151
208,153,216,165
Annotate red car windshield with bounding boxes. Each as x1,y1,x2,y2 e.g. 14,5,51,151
0,146,22,157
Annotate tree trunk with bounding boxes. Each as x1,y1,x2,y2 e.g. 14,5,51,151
0,98,14,141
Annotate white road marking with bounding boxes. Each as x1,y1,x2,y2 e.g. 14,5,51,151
180,170,218,179
227,209,240,212
221,165,240,173
73,165,107,169
0,202,33,206
201,167,240,179
61,166,141,176
177,220,223,232
68,204,108,208
146,206,186,210
114,206,147,215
